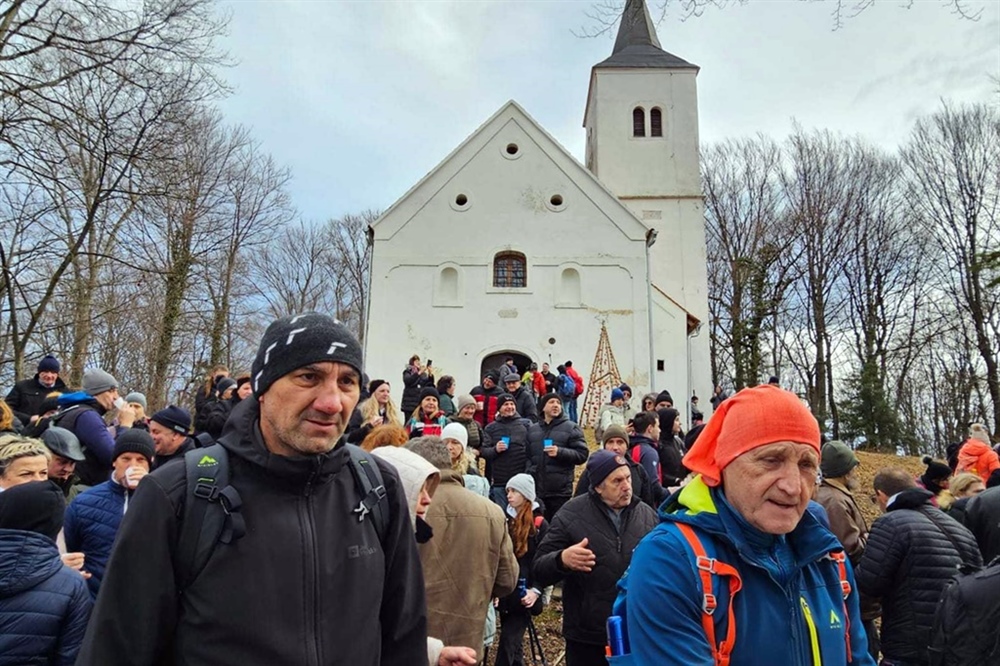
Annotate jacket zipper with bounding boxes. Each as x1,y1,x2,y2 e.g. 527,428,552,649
799,597,822,666
303,470,320,666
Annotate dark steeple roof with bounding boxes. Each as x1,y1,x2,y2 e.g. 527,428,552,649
594,0,698,70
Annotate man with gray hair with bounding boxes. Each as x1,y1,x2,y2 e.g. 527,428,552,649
408,436,519,665
77,312,427,666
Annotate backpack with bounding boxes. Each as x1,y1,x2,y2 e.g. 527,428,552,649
610,524,853,666
175,442,389,590
557,374,576,399
928,560,1000,666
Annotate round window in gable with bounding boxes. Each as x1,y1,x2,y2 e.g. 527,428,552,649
450,192,472,212
501,141,522,160
546,193,566,212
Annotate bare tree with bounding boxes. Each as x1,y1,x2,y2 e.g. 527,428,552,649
704,136,799,390
578,0,983,36
903,102,1000,432
325,210,377,342
253,220,341,319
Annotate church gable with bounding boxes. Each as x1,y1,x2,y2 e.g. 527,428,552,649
371,100,650,250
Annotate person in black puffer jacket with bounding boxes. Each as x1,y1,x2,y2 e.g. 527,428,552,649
964,483,1000,564
857,468,982,666
534,451,657,665
0,480,92,665
482,394,533,508
528,393,589,522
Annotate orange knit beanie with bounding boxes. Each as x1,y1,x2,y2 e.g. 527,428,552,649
682,384,821,487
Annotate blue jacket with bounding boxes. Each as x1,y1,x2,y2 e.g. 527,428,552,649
0,529,92,665
53,392,116,486
63,479,133,598
614,477,875,665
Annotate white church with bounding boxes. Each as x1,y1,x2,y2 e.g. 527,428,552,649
364,0,710,424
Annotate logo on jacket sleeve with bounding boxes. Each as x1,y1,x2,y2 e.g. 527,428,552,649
828,609,842,629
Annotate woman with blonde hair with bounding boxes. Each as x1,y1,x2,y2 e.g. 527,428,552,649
940,472,986,524
0,401,18,435
347,380,403,444
0,435,50,490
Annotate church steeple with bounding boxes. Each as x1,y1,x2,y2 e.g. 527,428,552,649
595,0,698,70
612,0,662,53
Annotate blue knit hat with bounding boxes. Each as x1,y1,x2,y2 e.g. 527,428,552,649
587,450,629,489
610,388,625,402
37,355,60,373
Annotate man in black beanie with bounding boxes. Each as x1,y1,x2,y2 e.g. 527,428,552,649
77,312,428,666
149,405,196,470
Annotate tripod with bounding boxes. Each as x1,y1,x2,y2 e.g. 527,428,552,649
526,614,548,666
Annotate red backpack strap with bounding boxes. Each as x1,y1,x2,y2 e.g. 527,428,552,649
826,551,853,663
676,523,743,666
630,444,642,465
534,515,544,529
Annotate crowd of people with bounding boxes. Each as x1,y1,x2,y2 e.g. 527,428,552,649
1,322,999,666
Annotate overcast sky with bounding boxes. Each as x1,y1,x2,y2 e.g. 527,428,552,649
216,0,1000,222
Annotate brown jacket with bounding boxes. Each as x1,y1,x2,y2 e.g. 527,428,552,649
816,478,881,621
418,469,518,661
816,478,868,562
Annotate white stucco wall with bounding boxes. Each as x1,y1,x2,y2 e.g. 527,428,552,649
366,105,654,408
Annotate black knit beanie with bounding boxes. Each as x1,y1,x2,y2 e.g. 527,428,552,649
655,390,673,406
538,392,561,412
0,481,65,540
251,312,363,396
419,387,440,402
920,456,952,494
112,429,155,464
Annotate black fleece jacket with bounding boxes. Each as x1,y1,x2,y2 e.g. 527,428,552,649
75,398,427,666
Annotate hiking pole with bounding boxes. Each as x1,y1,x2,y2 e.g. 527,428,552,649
526,614,548,666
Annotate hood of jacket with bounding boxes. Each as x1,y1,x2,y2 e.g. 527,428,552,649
217,395,352,491
370,446,440,530
56,391,103,412
660,475,842,568
886,487,934,512
0,529,62,597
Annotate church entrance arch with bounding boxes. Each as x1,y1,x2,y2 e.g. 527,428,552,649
480,351,533,381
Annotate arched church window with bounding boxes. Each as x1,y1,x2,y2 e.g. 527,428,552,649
559,267,581,305
493,252,526,288
632,107,645,137
650,108,663,137
440,267,458,301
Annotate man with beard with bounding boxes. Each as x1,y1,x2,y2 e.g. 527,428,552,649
815,440,880,661
76,312,426,666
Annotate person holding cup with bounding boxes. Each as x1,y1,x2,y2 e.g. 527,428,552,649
528,393,589,523
63,429,154,599
483,394,533,508
48,368,136,487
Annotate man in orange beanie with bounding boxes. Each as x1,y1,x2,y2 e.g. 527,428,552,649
613,385,875,665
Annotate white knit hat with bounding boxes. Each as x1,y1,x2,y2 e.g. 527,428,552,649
441,422,468,447
505,473,536,503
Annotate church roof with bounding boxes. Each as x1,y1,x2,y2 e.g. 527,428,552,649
370,100,651,243
594,0,698,70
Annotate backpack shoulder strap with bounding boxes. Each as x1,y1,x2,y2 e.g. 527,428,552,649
823,550,854,663
176,444,246,591
630,444,643,465
345,444,388,546
676,522,743,666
